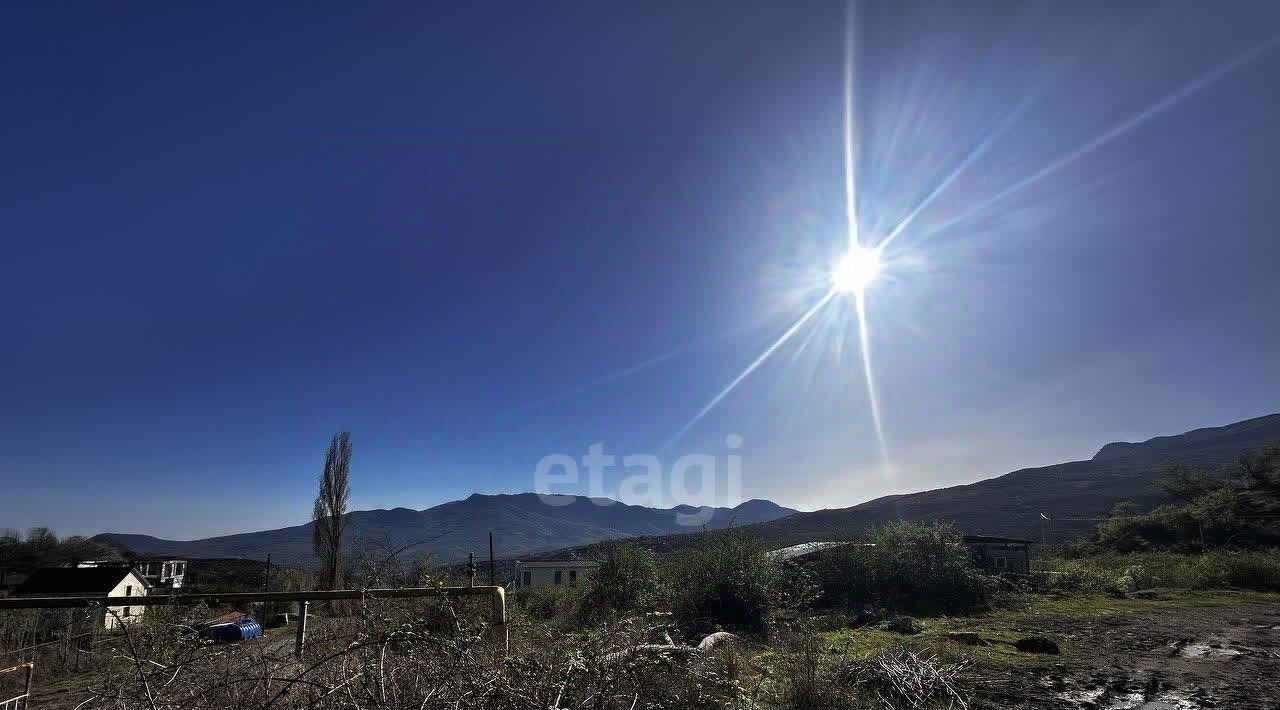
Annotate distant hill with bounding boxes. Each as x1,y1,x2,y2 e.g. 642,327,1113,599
93,494,796,566
723,412,1280,547
541,412,1280,559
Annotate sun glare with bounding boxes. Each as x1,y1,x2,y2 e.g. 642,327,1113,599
831,244,882,294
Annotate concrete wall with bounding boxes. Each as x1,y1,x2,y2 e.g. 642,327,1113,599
515,563,596,589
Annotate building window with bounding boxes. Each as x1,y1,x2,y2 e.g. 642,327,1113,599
569,570,577,586
993,556,1008,569
522,571,531,587
554,571,563,586
175,563,185,575
123,607,131,617
125,585,132,596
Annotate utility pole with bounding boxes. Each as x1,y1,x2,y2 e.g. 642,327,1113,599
489,531,496,587
264,553,272,593
467,553,476,587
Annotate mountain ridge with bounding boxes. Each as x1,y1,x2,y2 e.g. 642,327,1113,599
94,495,797,566
716,412,1280,546
97,413,1280,565
533,412,1280,559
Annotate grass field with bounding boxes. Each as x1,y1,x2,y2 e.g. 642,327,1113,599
819,590,1280,667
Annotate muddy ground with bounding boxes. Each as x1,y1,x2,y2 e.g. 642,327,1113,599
974,595,1280,709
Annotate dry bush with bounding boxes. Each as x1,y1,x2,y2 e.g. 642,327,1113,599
64,591,977,710
74,596,751,709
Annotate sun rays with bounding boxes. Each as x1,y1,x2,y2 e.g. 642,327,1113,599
624,7,1280,482
665,1,892,472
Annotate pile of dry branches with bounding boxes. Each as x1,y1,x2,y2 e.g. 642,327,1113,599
73,601,747,710
836,648,971,710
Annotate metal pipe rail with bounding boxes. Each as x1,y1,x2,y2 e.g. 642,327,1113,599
0,663,33,710
0,586,508,656
0,586,504,614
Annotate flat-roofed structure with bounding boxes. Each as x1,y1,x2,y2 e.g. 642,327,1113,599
513,559,598,589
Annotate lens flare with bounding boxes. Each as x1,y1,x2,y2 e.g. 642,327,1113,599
886,33,1280,250
662,0,893,470
663,290,837,452
831,244,882,294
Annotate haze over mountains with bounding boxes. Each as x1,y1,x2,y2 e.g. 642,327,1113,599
95,495,797,566
98,413,1280,565
522,412,1280,560
702,412,1280,548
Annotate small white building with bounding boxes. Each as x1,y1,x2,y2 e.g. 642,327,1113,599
513,559,598,589
15,565,151,629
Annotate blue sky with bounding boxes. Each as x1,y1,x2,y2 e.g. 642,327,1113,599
4,1,1280,539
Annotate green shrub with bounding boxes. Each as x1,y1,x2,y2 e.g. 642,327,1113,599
1026,562,1115,595
515,585,583,622
581,543,663,619
1225,554,1280,588
814,521,986,617
1038,550,1280,592
666,532,782,638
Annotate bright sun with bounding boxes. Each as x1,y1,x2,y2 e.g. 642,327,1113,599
831,243,882,293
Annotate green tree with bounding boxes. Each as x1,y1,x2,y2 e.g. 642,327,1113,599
1109,500,1141,517
864,521,985,616
1238,442,1280,499
313,432,352,589
1094,442,1280,552
582,544,662,618
667,532,781,638
1155,464,1226,503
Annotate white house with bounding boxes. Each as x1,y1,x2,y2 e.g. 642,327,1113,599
14,565,151,629
513,559,599,589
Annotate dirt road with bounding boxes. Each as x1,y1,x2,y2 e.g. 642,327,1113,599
978,595,1280,709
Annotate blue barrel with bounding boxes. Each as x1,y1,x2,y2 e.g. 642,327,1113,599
236,619,263,640
206,618,263,643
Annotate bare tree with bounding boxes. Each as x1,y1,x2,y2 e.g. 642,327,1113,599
313,432,352,589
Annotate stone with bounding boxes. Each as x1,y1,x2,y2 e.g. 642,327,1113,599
1014,635,1060,654
881,615,922,635
1125,588,1170,600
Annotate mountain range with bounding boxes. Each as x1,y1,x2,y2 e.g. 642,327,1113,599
94,495,797,566
524,412,1280,560
690,412,1280,549
97,412,1280,565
